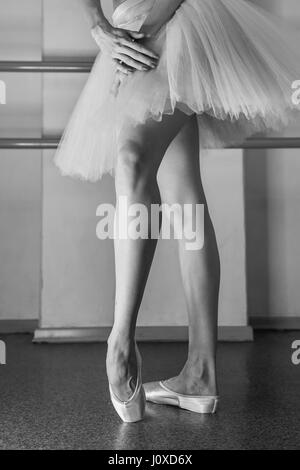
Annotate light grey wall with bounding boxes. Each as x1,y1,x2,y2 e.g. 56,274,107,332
0,0,42,321
245,1,300,319
245,149,300,318
0,0,300,326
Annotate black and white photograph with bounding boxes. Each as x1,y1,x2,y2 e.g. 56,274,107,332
0,0,300,454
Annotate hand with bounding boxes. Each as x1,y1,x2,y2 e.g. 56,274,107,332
91,23,159,75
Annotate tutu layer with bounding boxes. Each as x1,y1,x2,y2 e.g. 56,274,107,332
55,0,300,181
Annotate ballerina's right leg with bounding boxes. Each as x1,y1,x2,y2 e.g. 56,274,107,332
107,110,191,401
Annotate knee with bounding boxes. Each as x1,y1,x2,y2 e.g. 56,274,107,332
116,142,153,192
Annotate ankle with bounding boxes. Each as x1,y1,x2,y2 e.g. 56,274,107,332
183,357,217,390
106,331,136,371
107,329,134,350
187,349,216,370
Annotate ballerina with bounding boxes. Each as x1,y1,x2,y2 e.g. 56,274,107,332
55,0,300,421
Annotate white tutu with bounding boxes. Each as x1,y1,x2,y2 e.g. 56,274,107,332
55,0,300,182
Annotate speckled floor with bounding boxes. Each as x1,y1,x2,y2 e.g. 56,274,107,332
0,332,299,450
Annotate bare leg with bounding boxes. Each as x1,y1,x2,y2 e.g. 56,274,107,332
107,110,192,401
157,115,220,396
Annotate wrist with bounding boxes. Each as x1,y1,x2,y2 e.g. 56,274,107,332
91,21,111,46
94,18,112,34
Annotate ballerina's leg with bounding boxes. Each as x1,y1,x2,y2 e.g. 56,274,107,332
157,115,220,396
107,109,192,401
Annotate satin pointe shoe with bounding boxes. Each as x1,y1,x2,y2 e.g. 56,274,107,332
109,344,146,423
144,381,219,414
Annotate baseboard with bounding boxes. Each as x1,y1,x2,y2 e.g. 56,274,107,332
33,325,253,343
0,319,38,333
251,316,300,330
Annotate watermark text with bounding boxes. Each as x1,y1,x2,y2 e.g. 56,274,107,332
0,340,6,365
96,197,205,251
291,340,300,365
0,79,6,104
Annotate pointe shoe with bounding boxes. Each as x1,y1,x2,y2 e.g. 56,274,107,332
109,344,146,423
144,381,219,414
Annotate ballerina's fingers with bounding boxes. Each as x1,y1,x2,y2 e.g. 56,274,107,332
113,52,152,71
119,37,159,60
115,45,157,69
116,61,134,75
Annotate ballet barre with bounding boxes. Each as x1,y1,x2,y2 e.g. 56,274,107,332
0,61,94,73
0,137,300,149
0,61,299,149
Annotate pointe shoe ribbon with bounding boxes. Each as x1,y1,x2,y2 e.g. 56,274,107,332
144,381,219,414
109,344,146,423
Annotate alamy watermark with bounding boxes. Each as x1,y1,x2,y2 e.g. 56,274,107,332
291,340,300,365
96,197,205,250
0,80,6,105
0,340,6,365
291,80,300,105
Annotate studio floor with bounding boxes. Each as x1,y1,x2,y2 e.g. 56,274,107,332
0,331,299,450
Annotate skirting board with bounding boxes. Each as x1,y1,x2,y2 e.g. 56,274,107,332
251,316,300,330
32,325,253,343
0,320,38,333
3,316,300,340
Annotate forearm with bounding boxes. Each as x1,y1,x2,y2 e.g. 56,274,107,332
81,0,110,29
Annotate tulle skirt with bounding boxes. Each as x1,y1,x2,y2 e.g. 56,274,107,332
54,0,300,182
